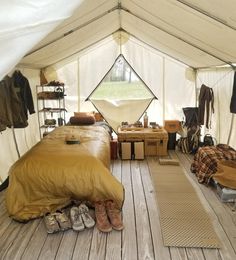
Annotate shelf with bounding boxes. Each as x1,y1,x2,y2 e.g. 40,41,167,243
40,125,56,128
39,108,67,113
37,84,66,139
37,97,65,100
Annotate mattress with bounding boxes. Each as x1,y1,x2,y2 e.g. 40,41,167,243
6,125,124,221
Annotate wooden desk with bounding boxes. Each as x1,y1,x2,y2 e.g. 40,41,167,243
117,127,168,157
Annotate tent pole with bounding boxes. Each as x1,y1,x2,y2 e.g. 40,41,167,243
227,114,234,145
120,8,233,67
176,0,236,31
0,127,19,191
11,126,20,159
162,57,166,123
77,58,80,112
25,6,119,56
195,69,198,106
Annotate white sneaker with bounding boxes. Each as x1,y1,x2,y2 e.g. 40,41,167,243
70,206,85,231
79,203,95,229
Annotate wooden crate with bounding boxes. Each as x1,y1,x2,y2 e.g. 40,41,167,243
134,142,144,160
121,142,131,160
145,137,168,156
164,120,180,133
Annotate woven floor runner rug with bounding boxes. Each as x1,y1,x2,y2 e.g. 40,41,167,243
150,160,220,248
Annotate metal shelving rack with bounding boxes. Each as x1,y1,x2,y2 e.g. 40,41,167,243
36,85,66,139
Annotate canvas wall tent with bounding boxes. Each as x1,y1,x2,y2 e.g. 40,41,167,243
0,0,236,183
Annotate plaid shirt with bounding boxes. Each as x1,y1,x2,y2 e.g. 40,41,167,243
191,144,236,184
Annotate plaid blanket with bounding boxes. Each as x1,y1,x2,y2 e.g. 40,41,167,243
191,144,236,184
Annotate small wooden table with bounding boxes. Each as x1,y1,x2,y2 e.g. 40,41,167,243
117,127,168,158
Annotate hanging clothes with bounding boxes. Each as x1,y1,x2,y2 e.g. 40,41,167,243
0,76,25,131
12,70,35,119
198,84,214,129
230,71,236,113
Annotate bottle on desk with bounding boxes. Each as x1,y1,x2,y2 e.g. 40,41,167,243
143,112,148,128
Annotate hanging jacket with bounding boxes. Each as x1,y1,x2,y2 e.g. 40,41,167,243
198,84,214,129
0,76,26,130
12,70,35,119
230,71,236,113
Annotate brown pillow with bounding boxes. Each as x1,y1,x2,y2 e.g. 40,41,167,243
74,112,93,117
213,160,236,189
70,115,95,125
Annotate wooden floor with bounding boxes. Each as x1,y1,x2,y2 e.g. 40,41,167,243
0,151,236,260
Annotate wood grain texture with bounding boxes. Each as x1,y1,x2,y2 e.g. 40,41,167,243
131,160,154,260
121,160,138,260
0,152,235,260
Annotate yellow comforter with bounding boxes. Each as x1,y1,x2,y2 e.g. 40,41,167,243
6,126,124,221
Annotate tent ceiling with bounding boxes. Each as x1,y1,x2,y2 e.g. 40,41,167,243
19,0,236,69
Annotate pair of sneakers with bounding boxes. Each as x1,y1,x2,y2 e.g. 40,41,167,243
70,203,95,231
95,200,124,233
44,210,71,234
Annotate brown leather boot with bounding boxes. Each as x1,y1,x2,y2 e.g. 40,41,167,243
105,200,124,231
95,201,112,233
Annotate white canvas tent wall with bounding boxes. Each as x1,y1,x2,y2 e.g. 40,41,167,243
0,0,236,184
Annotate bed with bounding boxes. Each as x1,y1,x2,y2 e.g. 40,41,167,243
191,144,236,185
6,125,124,222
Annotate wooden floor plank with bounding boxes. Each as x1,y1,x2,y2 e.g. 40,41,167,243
121,160,138,260
72,228,93,260
55,230,78,260
0,221,25,258
2,218,41,260
0,190,6,204
38,231,64,260
21,219,48,260
169,247,188,260
0,208,12,237
88,228,107,260
185,248,206,260
131,160,154,260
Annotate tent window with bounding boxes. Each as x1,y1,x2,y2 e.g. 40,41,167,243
87,54,157,132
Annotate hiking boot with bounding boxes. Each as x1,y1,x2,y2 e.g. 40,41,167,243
54,210,71,231
44,212,60,234
95,201,112,233
105,200,124,231
70,206,85,231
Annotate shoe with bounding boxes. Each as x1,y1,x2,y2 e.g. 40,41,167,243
44,212,60,234
54,210,71,231
95,201,112,233
70,206,85,231
105,200,124,231
78,203,95,229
